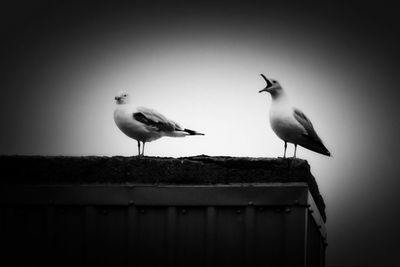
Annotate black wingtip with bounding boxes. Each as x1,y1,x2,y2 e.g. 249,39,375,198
184,128,205,136
298,141,332,157
314,145,331,157
324,151,332,157
321,145,332,157
320,147,332,157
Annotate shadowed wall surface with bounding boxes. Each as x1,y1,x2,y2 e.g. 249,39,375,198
0,155,326,267
0,155,325,220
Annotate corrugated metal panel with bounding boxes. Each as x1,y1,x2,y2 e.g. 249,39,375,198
307,212,326,267
0,183,326,267
0,184,310,206
54,206,86,266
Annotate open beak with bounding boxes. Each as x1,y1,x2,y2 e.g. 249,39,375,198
259,74,273,93
115,96,121,101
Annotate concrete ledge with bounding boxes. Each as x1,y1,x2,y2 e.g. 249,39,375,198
0,155,326,221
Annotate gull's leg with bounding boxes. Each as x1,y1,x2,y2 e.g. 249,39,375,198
142,142,146,156
137,141,141,156
294,144,297,158
284,141,287,158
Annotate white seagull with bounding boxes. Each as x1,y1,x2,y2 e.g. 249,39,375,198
113,91,204,156
258,74,331,158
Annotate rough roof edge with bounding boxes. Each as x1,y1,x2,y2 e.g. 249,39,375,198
0,155,326,221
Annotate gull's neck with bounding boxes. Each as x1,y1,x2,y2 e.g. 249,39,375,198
271,90,290,106
268,90,292,122
116,99,130,105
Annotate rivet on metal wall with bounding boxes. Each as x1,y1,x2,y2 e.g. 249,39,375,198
181,209,187,214
129,200,134,206
248,201,254,206
285,207,291,213
236,209,242,214
139,209,145,214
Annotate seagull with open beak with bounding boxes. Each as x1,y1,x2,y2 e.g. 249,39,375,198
259,74,331,158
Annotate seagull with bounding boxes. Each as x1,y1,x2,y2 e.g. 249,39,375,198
258,74,331,158
113,91,204,156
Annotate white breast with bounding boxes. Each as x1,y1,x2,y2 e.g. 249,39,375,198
269,99,307,143
113,105,162,142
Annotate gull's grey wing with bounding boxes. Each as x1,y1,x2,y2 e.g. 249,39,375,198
293,108,331,156
133,107,182,132
293,108,321,141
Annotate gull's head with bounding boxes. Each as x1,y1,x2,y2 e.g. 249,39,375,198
258,74,282,98
114,91,130,104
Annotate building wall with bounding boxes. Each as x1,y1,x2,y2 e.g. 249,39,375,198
0,184,326,267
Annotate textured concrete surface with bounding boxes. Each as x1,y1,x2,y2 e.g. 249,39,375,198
0,155,326,220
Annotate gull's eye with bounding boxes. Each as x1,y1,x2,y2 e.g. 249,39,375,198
123,94,127,97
